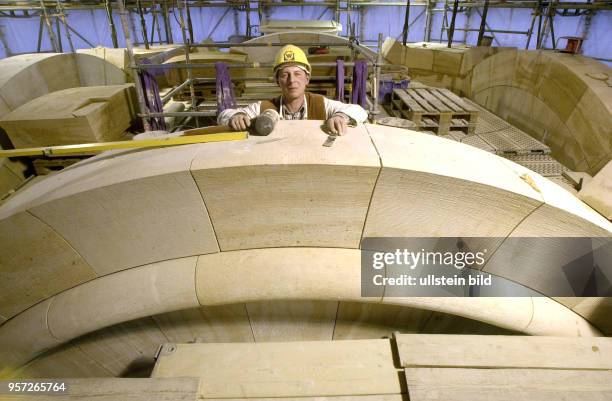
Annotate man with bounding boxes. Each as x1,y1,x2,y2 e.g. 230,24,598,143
217,44,368,135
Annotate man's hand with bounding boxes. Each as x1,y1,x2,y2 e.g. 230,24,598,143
326,113,350,136
229,113,251,131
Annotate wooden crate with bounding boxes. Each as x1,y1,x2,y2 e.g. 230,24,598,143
390,87,479,135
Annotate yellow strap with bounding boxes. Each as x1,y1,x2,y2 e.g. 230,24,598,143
0,131,248,158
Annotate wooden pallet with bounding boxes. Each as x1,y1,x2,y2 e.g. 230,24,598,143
390,87,479,135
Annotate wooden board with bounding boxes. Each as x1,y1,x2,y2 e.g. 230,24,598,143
405,367,612,401
0,85,137,148
395,334,612,369
163,51,247,86
390,88,478,135
151,340,403,398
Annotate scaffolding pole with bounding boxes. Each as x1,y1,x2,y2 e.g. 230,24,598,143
424,0,434,41
56,0,75,52
186,0,194,42
104,0,119,48
176,0,198,126
54,13,62,52
150,0,164,44
39,0,60,52
402,0,410,45
162,0,173,44
116,0,151,131
477,0,490,45
447,0,459,47
136,0,150,49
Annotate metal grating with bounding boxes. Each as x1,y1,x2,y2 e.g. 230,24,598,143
461,135,496,153
499,128,551,154
477,132,523,154
504,154,557,163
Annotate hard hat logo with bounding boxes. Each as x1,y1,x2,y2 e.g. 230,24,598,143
284,51,295,61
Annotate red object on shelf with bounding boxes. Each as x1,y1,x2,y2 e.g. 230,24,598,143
558,36,584,54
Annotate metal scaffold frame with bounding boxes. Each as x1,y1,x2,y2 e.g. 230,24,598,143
0,1,610,52
131,32,396,123
0,1,609,124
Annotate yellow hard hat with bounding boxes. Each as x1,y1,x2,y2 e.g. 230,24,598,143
273,44,311,75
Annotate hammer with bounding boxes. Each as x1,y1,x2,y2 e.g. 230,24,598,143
251,109,280,136
163,109,280,138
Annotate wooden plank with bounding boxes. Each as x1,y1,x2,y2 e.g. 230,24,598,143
405,89,436,112
396,334,612,369
429,88,463,112
405,368,612,401
414,88,452,112
439,87,479,112
152,340,403,398
393,88,425,112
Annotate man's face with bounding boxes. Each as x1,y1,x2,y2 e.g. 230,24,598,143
276,65,310,101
